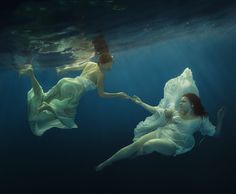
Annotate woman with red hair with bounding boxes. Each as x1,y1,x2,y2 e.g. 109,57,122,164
96,68,225,171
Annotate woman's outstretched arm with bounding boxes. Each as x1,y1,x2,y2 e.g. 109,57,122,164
56,61,89,74
131,95,157,114
97,73,129,99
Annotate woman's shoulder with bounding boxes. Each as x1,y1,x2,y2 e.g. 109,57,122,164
84,61,97,67
84,61,100,72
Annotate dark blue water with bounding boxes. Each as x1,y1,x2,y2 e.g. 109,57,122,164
0,0,236,193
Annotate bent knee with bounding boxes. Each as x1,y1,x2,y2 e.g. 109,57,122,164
143,139,177,156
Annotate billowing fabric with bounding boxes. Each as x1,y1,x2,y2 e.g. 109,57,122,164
27,76,96,136
133,68,215,155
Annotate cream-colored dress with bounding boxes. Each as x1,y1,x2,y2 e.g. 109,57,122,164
133,68,216,156
27,76,96,136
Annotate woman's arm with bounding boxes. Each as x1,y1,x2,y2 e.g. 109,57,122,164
131,95,174,118
97,73,129,99
131,95,157,114
56,61,89,74
214,107,225,137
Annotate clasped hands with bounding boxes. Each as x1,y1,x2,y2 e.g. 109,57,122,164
118,92,142,104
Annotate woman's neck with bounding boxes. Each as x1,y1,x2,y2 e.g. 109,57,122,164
98,64,105,73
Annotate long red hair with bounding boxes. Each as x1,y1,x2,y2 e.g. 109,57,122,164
92,35,109,55
98,52,113,64
92,35,112,65
183,93,208,117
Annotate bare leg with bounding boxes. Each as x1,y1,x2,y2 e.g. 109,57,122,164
19,64,42,97
141,139,177,156
96,131,157,171
96,131,178,171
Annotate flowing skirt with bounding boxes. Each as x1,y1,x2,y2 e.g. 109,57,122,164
27,76,95,136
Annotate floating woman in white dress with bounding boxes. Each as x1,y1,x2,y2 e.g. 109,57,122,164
19,52,129,136
96,68,225,171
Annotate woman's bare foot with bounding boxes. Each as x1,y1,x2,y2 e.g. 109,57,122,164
18,64,33,76
95,160,112,172
38,102,51,112
95,163,106,172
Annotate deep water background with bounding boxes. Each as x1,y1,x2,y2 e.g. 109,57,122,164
0,0,236,194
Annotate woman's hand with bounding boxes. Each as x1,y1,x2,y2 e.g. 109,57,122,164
131,95,142,104
56,66,64,74
118,92,130,99
215,106,226,136
164,109,173,119
217,106,225,120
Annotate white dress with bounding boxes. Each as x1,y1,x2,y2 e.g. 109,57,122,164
133,68,216,156
27,76,96,136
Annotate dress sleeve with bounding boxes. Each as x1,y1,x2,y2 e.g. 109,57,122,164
154,106,166,118
200,117,216,136
133,107,167,141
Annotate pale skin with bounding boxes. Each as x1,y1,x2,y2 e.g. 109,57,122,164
96,95,225,171
19,60,130,114
56,60,130,99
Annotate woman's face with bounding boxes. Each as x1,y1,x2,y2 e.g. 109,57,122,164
179,96,192,114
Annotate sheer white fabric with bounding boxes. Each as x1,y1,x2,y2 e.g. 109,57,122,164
133,68,216,155
27,76,96,136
